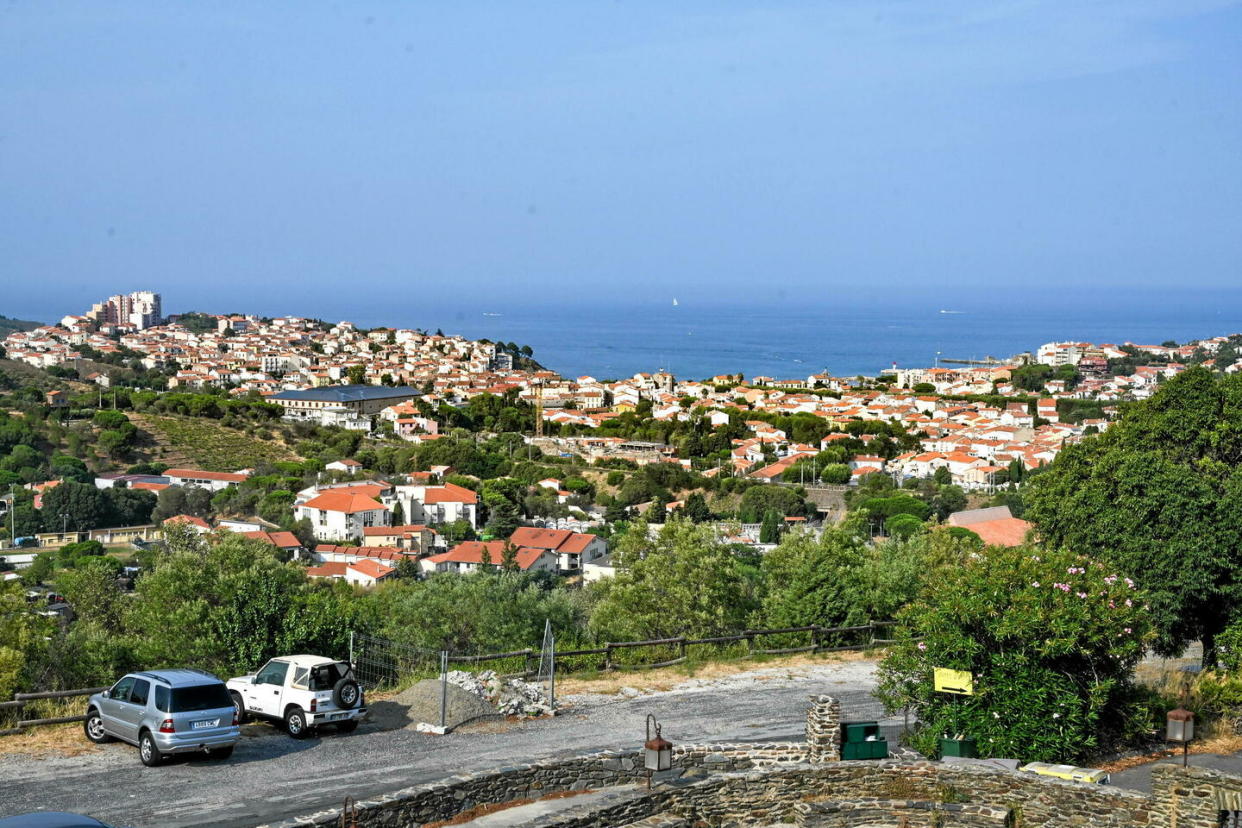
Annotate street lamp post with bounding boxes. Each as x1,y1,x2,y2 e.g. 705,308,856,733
1167,707,1195,768
643,714,673,789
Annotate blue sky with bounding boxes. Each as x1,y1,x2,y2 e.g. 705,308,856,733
1,0,1239,321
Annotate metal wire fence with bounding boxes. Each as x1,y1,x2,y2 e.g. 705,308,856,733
349,632,443,691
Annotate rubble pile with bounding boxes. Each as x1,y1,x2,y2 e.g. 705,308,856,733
446,669,554,718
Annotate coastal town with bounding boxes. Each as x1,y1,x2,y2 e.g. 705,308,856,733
3,290,1241,584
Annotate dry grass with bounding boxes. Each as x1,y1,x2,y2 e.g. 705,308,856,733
0,722,104,759
1099,734,1242,774
0,698,108,759
419,790,590,828
555,650,872,696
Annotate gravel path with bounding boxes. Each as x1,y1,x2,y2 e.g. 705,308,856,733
0,660,891,828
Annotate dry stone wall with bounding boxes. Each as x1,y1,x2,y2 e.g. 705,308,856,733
264,691,1242,828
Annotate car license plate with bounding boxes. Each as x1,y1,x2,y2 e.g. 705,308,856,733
192,719,219,730
330,713,346,721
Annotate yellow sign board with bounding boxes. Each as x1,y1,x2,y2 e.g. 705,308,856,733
933,667,974,696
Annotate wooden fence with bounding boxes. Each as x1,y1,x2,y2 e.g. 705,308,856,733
0,686,108,737
445,620,899,677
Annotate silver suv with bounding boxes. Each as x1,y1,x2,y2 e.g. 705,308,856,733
84,669,240,766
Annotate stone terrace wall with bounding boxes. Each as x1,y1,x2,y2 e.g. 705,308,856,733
796,799,1012,828
1151,763,1242,828
265,743,807,828
269,754,1162,828
675,762,1155,828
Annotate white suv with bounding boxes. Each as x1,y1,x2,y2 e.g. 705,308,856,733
226,655,365,739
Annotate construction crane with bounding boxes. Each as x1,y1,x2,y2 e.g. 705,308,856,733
532,380,544,439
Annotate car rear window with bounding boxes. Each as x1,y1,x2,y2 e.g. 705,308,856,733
309,662,348,691
170,683,231,712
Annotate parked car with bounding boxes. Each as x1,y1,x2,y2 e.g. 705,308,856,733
83,669,240,766
226,655,365,738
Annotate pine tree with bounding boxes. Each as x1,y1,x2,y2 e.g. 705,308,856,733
759,509,781,544
501,540,519,573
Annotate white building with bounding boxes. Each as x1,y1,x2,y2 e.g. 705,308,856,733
296,490,390,542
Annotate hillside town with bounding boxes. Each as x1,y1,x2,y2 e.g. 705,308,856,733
6,296,1240,499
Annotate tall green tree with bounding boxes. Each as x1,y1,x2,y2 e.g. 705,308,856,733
1026,368,1242,664
588,519,759,642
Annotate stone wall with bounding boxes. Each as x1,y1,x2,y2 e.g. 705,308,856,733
806,695,842,763
264,744,808,828
796,798,1012,827
1151,763,1242,828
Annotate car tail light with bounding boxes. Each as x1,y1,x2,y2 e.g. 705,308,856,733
232,708,239,726
310,698,317,713
159,718,175,733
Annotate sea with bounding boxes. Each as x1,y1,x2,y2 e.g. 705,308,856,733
16,286,1242,382
328,288,1242,381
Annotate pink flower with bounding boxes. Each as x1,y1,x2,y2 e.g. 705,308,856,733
1124,627,1132,634
1032,582,1041,588
1076,592,1088,599
917,642,927,651
1125,599,1133,607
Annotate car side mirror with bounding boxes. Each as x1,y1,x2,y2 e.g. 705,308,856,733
251,676,259,684
101,690,111,699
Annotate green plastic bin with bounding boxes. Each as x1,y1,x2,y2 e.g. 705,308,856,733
939,737,977,758
841,720,888,760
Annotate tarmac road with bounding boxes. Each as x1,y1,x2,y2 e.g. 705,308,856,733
0,663,892,828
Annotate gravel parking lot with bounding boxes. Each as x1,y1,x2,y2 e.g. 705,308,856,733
0,660,891,828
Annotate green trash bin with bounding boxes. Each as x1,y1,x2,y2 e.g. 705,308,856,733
939,737,977,758
841,721,889,760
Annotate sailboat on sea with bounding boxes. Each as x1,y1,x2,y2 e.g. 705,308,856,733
672,297,679,307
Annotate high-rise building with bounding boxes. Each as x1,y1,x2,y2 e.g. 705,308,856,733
85,291,162,330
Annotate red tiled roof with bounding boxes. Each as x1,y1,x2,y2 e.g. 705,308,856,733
349,559,395,579
165,469,248,483
306,561,348,578
164,514,211,529
962,518,1032,548
301,491,388,514
422,482,478,505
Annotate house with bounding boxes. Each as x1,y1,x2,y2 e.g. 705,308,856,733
164,468,249,492
507,527,608,573
326,459,363,474
582,552,615,583
305,559,397,587
423,541,558,575
947,506,1032,547
241,530,307,559
395,482,479,529
162,514,213,534
362,524,436,553
296,490,390,542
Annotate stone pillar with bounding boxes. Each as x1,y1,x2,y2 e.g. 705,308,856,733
806,694,841,762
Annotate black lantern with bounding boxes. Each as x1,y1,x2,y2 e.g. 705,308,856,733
644,714,672,788
1167,708,1195,767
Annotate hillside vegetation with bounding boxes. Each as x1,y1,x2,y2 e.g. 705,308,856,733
131,412,302,470
0,315,43,338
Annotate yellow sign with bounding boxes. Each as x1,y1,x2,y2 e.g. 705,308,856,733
933,667,974,696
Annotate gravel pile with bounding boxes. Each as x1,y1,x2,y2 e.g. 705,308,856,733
447,670,554,718
369,678,500,731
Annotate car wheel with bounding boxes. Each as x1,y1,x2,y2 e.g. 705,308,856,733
336,719,359,734
139,730,162,767
83,708,112,744
208,745,234,760
333,678,361,710
285,706,310,739
229,691,248,725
